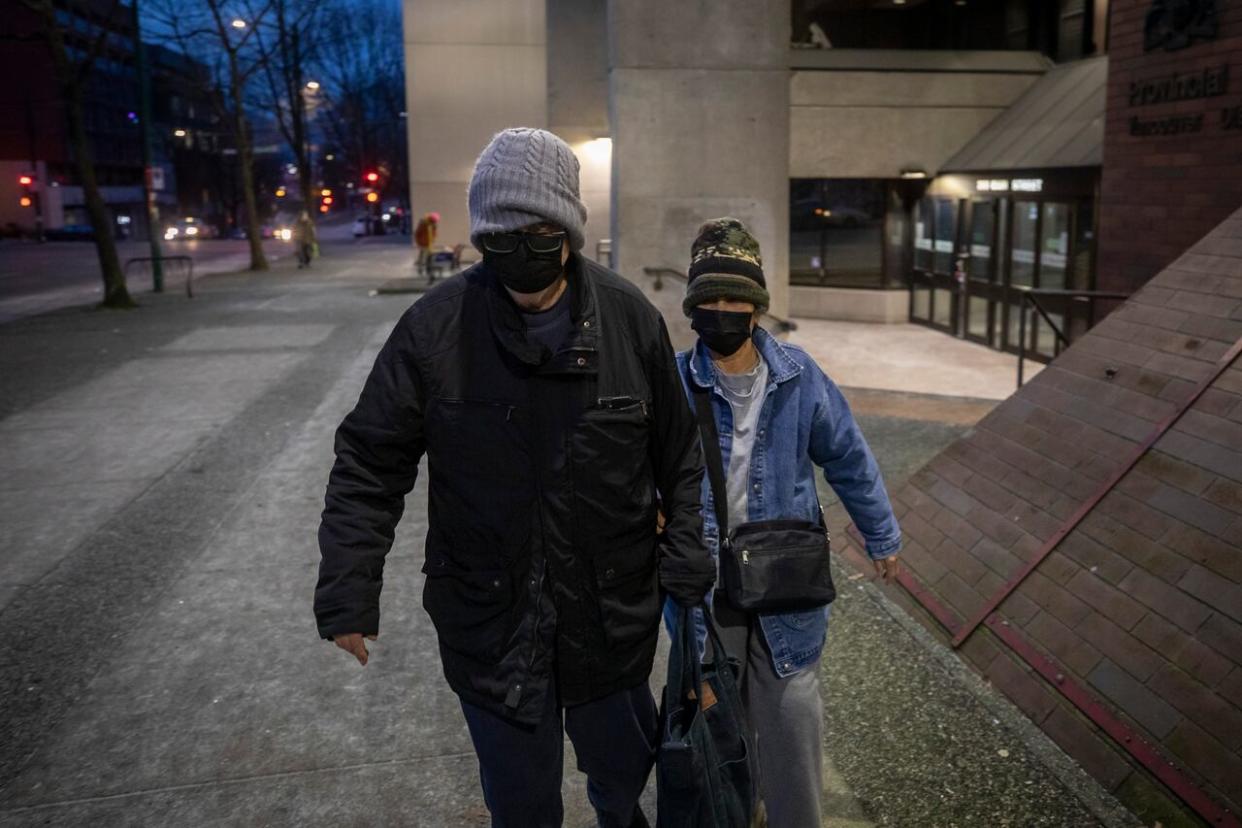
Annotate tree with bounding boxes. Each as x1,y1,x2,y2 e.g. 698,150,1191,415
20,0,135,308
315,0,407,211
252,0,325,218
152,0,274,271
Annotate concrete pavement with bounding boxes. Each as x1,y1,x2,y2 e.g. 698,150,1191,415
0,241,1135,826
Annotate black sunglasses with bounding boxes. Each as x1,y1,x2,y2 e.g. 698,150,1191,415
481,231,567,255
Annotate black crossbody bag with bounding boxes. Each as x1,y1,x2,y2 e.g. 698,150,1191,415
693,385,836,613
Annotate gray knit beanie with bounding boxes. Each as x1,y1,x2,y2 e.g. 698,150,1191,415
468,128,588,252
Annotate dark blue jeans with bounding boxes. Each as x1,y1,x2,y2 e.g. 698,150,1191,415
460,683,658,827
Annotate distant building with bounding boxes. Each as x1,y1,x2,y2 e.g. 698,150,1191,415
0,0,223,241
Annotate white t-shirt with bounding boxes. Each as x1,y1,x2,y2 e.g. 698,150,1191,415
715,355,769,527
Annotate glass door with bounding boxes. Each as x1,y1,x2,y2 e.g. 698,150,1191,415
909,198,934,324
1002,199,1040,353
1034,202,1071,359
930,198,961,333
964,199,999,346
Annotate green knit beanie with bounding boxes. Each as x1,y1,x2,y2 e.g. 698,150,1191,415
682,217,770,317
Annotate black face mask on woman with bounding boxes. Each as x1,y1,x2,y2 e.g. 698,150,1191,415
690,308,754,357
481,232,566,294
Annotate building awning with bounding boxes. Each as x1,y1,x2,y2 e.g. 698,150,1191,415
941,56,1107,173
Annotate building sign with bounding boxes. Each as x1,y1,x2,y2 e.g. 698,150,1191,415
1128,65,1228,106
1144,0,1219,52
975,178,1042,193
146,166,165,191
1127,64,1233,137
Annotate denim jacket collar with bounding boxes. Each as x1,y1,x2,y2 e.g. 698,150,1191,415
687,326,802,391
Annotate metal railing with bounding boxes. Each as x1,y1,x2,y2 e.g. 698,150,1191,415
642,266,798,332
124,255,194,298
1016,288,1129,387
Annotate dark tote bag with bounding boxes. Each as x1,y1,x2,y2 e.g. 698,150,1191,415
692,386,835,613
657,605,758,827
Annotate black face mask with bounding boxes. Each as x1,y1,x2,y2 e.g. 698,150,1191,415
691,308,753,357
484,246,564,294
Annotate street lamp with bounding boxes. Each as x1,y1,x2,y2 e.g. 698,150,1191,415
231,18,246,28
305,80,320,90
173,128,187,137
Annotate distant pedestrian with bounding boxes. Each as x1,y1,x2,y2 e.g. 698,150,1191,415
294,210,316,269
414,211,439,274
315,127,714,828
667,217,902,828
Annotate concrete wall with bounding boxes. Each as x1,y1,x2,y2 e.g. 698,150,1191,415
403,0,547,253
546,0,611,263
790,51,1046,179
790,285,908,323
608,0,792,319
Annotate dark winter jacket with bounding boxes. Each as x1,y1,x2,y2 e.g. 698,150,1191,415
314,254,714,724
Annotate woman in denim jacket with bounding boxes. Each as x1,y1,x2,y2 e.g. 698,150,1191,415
664,218,902,827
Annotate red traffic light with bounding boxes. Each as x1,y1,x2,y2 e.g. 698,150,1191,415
18,175,33,186
322,196,334,205
364,171,379,183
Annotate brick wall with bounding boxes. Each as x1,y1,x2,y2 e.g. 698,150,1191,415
867,206,1242,825
1097,0,1242,295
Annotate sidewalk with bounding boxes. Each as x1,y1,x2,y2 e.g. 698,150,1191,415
0,245,1134,826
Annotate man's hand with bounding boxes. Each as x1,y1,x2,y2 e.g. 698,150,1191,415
873,555,901,584
332,633,377,666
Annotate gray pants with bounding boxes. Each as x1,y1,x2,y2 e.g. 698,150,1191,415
713,600,825,828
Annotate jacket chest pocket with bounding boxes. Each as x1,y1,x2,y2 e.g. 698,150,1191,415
570,400,654,547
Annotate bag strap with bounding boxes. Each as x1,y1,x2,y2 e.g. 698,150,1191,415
692,385,729,539
677,604,734,705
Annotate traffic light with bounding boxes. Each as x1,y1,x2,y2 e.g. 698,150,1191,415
364,171,379,184
366,192,379,203
322,196,334,206
18,173,34,208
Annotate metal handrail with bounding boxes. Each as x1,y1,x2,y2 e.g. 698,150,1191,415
641,266,798,333
125,255,194,298
1016,288,1129,387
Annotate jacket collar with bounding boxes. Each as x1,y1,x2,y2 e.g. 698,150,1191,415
484,253,599,373
688,325,801,390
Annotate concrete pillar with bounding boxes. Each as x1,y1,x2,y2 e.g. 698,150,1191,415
403,0,547,254
546,0,611,264
607,0,791,319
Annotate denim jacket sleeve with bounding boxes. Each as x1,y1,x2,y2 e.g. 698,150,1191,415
806,367,902,560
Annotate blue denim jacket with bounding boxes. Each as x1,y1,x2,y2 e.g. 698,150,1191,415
663,327,902,677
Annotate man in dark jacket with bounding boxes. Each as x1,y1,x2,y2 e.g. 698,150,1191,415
314,127,714,828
